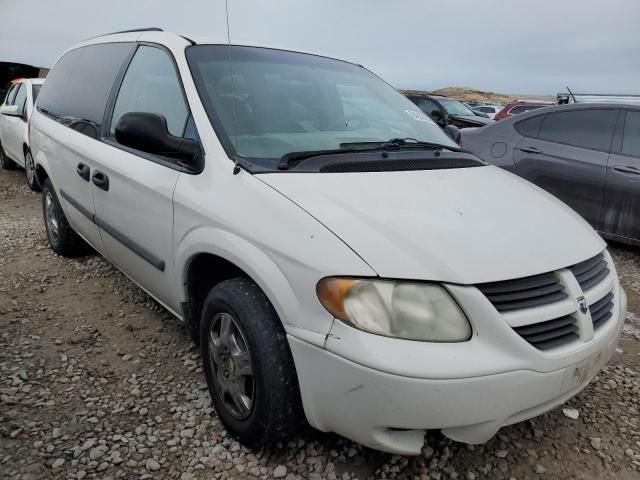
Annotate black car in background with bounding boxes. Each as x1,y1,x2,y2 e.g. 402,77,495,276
461,103,640,245
404,93,494,129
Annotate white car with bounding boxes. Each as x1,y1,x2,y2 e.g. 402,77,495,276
30,30,626,455
0,78,45,190
472,104,503,120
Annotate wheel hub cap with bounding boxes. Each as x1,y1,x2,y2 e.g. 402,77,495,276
45,192,59,240
26,154,34,183
207,312,254,419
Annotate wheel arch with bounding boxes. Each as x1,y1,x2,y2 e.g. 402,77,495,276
177,228,312,344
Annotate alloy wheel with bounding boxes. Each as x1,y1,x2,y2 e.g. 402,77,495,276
207,312,255,420
26,152,35,186
45,191,59,242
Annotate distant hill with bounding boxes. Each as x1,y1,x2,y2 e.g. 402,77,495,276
401,86,555,105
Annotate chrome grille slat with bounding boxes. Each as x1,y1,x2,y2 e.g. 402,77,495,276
590,292,614,330
477,272,566,312
570,254,609,291
530,332,580,350
593,311,613,329
513,315,579,349
514,316,575,336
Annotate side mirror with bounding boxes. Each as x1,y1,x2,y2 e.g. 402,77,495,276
430,109,443,120
444,124,461,144
115,112,199,162
0,105,21,117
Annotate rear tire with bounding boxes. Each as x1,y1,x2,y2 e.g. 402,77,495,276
41,179,86,256
0,142,16,170
25,150,40,191
200,278,304,448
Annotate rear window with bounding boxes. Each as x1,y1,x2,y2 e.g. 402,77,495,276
37,43,134,137
538,109,618,152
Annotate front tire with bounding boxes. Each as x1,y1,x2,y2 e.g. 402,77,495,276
0,141,16,170
41,179,86,256
25,150,40,191
200,278,304,448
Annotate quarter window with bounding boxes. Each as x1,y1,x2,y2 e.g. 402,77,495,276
621,111,640,158
111,46,188,138
514,115,543,137
36,43,134,138
537,109,618,152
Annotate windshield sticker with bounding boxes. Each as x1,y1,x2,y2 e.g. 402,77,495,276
405,109,430,122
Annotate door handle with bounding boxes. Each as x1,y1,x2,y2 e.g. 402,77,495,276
91,171,109,191
613,165,640,175
519,146,543,154
76,163,90,181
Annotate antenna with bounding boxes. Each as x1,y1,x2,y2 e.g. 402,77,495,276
566,86,578,104
225,0,241,175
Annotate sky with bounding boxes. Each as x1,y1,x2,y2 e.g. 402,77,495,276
0,0,639,95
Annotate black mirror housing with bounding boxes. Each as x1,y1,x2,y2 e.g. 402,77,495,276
115,112,199,161
444,124,461,144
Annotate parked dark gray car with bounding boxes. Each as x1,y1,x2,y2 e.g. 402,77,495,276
461,103,640,245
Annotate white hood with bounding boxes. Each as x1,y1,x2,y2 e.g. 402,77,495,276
259,165,605,284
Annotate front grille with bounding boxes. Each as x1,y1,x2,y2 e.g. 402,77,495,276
590,292,614,329
476,272,566,312
570,253,609,291
513,315,579,350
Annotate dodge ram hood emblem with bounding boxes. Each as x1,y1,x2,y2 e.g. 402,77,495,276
577,296,588,314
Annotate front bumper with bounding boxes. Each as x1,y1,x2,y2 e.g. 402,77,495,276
288,287,625,455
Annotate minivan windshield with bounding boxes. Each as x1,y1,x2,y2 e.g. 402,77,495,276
187,45,458,170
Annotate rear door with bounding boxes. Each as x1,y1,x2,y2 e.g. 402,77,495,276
92,44,192,312
513,108,618,228
600,109,640,242
34,43,135,251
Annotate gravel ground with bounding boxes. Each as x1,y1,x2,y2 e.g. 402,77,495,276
1,168,640,480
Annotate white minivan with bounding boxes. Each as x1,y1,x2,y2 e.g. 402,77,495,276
30,29,626,455
0,77,45,190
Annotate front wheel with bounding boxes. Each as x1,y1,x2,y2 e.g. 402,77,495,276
200,278,304,448
25,150,40,191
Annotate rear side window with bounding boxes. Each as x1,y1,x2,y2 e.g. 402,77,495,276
538,109,618,152
621,110,640,158
110,46,188,138
37,43,134,138
514,115,543,137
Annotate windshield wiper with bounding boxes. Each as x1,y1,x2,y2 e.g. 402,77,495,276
342,137,461,152
278,138,461,170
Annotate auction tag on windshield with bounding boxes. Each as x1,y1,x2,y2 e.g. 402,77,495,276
405,109,430,122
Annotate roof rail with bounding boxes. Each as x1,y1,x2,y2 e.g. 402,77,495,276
103,27,163,35
86,27,163,41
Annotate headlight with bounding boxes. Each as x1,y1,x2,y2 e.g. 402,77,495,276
317,278,471,342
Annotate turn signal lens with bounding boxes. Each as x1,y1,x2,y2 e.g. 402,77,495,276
316,277,357,320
